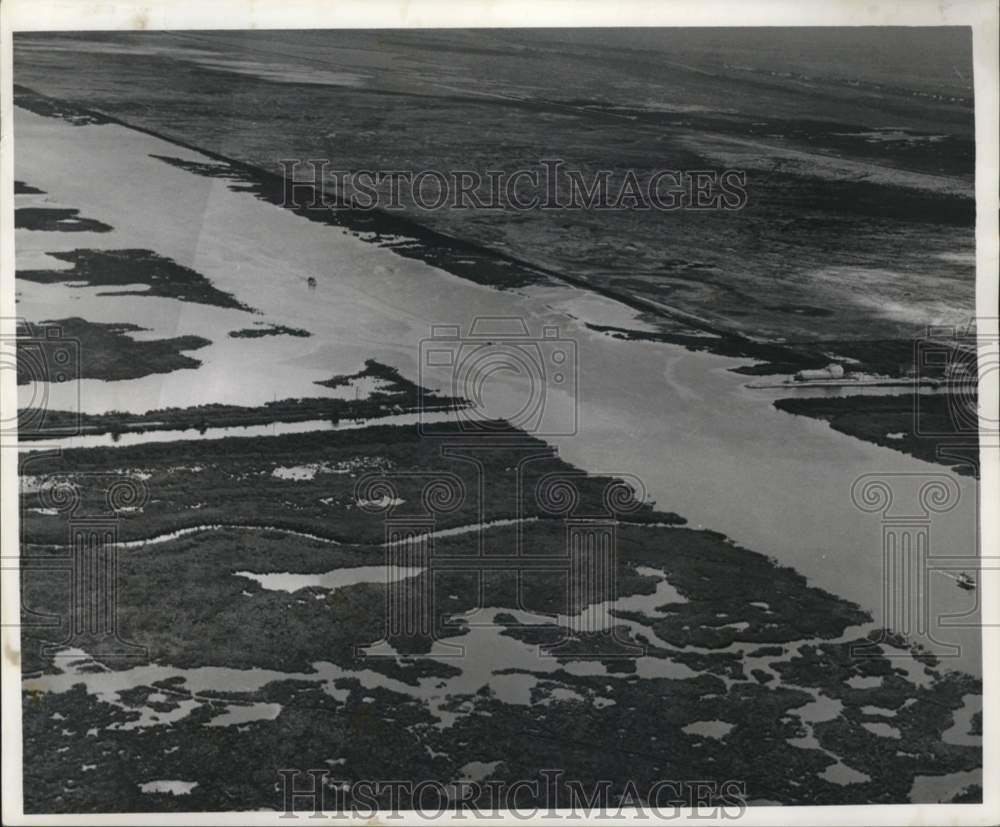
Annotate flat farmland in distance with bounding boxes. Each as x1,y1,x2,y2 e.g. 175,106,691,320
13,28,975,345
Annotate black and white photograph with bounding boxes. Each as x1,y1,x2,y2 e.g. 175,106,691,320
1,2,997,823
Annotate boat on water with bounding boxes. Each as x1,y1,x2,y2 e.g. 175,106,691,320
956,572,976,591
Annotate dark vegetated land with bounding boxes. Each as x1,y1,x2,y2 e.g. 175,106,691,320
20,517,980,810
15,207,113,233
11,26,976,351
20,520,877,674
26,360,464,440
314,358,422,393
20,423,981,808
228,324,311,338
19,421,682,546
146,152,558,291
17,247,257,312
12,33,984,811
736,338,967,379
14,180,46,194
16,317,210,386
774,394,979,476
